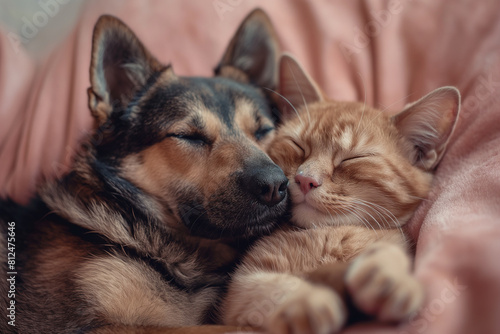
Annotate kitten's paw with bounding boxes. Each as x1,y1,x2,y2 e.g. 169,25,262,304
268,285,346,334
345,243,423,321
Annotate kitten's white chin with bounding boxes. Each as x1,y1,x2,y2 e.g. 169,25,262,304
291,203,347,228
289,183,360,228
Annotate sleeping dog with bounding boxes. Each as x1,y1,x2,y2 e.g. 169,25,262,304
0,9,288,334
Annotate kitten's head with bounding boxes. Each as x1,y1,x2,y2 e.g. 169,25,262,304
269,54,460,229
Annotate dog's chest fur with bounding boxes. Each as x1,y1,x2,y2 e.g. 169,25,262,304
16,215,238,333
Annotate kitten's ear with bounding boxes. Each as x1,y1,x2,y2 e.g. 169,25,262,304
88,15,164,126
393,86,461,170
215,9,279,89
279,53,324,118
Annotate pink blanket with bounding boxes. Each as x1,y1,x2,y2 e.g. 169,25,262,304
1,1,499,333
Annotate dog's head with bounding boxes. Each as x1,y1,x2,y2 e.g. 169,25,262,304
86,10,288,239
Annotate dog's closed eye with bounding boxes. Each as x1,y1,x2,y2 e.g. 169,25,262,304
168,132,211,146
254,126,274,141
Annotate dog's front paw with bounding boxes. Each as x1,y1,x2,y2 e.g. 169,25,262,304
345,243,423,321
268,285,346,334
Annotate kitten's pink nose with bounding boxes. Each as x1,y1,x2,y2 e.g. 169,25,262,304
295,174,321,195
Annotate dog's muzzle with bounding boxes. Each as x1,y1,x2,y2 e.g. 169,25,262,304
242,164,289,207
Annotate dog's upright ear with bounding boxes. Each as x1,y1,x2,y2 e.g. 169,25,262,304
88,15,164,126
216,9,280,90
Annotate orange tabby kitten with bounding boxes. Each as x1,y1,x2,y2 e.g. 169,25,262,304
221,54,461,334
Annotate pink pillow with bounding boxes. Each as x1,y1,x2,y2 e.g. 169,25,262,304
1,1,499,333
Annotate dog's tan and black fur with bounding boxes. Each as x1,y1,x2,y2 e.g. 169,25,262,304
0,10,289,334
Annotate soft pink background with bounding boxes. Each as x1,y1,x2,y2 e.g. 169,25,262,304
1,1,499,333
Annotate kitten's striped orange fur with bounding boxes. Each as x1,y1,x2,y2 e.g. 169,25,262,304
269,99,432,230
221,54,460,334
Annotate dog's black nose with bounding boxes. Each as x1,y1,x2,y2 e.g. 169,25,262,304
245,166,288,206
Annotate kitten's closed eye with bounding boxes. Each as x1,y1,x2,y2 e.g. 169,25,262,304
340,154,374,165
288,138,306,156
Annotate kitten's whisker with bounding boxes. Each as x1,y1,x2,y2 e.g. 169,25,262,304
352,200,391,229
344,204,376,233
368,91,417,126
263,87,304,126
324,200,356,225
368,205,393,231
371,109,387,122
319,200,360,229
356,199,399,226
337,207,352,226
357,201,398,230
356,199,404,238
318,201,338,226
343,202,373,231
286,61,311,123
372,92,416,122
355,71,367,135
378,92,415,113
352,202,384,231
342,205,365,228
